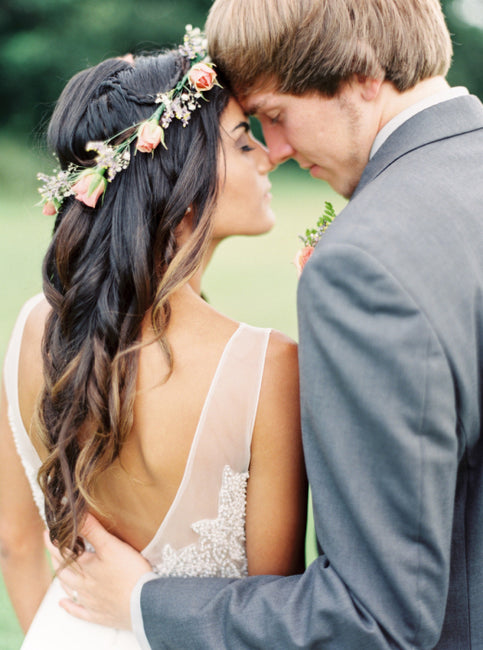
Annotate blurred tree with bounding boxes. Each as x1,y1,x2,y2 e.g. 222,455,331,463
443,0,483,97
0,0,481,135
1,0,211,134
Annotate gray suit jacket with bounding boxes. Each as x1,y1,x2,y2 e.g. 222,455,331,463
138,94,483,648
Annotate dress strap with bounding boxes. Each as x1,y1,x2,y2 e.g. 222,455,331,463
142,323,271,565
3,294,46,522
201,323,271,468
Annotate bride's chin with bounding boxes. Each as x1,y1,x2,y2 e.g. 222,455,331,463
250,212,276,236
264,208,276,231
212,209,276,239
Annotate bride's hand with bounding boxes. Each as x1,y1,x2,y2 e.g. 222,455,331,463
45,514,152,630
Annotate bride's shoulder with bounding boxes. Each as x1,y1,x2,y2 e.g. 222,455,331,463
6,294,50,362
265,329,298,376
17,294,50,393
256,330,299,412
5,295,50,443
20,294,51,350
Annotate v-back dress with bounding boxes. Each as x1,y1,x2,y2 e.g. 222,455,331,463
3,294,271,649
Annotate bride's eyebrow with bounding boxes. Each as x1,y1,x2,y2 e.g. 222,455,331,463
231,121,250,133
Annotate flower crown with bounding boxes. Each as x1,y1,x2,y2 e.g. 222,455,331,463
37,26,220,216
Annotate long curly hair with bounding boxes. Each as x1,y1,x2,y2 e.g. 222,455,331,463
35,52,230,558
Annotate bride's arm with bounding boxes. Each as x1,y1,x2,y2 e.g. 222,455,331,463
0,382,52,632
246,331,307,576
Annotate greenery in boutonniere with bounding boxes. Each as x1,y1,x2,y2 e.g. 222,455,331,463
294,201,337,277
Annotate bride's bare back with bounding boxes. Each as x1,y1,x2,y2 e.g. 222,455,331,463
15,286,306,577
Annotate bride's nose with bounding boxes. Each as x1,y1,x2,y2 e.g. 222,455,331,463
254,139,276,174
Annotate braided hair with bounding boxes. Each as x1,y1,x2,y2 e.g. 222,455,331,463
36,52,230,558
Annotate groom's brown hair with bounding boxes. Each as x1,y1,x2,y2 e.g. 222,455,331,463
206,0,452,97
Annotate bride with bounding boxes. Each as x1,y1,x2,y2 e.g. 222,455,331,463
0,28,306,649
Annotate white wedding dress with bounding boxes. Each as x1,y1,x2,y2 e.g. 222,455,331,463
4,294,271,649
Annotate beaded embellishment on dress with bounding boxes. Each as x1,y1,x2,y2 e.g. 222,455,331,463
153,465,249,578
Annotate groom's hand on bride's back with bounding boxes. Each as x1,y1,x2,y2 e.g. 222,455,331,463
45,514,151,630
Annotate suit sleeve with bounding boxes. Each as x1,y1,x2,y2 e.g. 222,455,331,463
135,243,457,649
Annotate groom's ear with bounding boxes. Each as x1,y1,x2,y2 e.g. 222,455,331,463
357,75,384,102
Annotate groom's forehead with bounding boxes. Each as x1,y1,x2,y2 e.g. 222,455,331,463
240,90,280,117
235,76,281,115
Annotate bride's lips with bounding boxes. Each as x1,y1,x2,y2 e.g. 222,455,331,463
298,163,318,175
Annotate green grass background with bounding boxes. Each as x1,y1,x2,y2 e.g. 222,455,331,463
0,134,345,647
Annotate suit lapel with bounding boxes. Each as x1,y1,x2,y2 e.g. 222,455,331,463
353,94,483,199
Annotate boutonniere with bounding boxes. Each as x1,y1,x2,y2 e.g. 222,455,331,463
294,201,337,277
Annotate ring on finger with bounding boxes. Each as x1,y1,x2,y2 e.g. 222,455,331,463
72,590,79,604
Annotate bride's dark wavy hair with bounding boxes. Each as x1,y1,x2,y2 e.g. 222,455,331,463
35,52,230,559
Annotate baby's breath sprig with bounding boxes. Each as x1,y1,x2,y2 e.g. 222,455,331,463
37,165,76,214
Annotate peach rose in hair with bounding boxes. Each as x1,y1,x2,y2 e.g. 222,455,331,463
72,171,107,208
188,62,217,91
42,201,57,216
136,120,164,153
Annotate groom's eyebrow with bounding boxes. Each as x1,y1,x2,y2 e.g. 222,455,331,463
244,97,270,117
240,97,261,117
245,104,261,117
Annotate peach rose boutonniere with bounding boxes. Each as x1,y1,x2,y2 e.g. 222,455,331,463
294,245,315,276
294,201,337,277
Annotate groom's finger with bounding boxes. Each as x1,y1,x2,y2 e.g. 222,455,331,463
58,597,92,622
44,529,81,566
78,513,113,557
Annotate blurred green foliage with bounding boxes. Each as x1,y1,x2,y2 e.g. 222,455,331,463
445,0,483,93
1,0,212,133
0,0,481,135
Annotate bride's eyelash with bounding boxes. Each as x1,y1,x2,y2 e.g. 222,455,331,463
241,144,255,152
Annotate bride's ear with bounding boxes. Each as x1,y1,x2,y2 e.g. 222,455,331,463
175,205,195,247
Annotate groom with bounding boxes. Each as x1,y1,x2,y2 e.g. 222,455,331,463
54,0,483,647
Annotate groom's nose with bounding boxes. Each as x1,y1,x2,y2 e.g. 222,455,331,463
262,126,295,166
